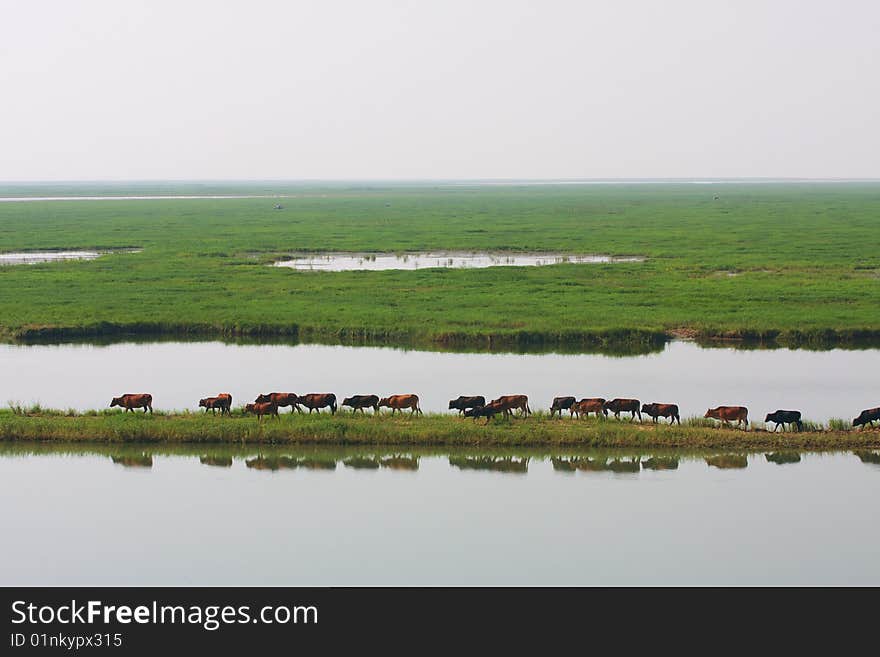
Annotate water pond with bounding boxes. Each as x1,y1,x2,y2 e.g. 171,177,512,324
1,445,877,585
273,251,644,271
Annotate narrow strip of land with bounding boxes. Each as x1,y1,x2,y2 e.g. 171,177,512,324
2,412,878,449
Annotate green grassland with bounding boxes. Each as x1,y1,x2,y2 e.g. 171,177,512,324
1,182,879,348
1,408,878,449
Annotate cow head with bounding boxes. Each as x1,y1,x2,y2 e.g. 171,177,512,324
244,403,256,414
703,408,714,418
378,398,390,408
764,413,773,422
110,397,121,408
853,415,865,427
641,403,652,414
199,398,209,408
255,393,270,403
343,397,353,406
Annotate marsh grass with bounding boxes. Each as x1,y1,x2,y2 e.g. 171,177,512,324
1,184,880,348
1,409,878,449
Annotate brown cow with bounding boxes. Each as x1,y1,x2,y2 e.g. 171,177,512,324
490,395,531,418
378,394,422,416
297,393,337,414
110,393,153,413
571,398,607,419
642,403,680,425
199,393,232,416
604,398,641,421
244,402,279,420
464,400,504,423
704,406,749,429
255,392,301,413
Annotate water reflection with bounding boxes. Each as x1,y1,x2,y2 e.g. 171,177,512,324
705,455,749,469
854,450,880,465
379,455,419,471
274,252,644,271
200,456,233,467
641,457,680,470
449,456,529,474
342,457,381,470
765,452,802,465
110,454,153,468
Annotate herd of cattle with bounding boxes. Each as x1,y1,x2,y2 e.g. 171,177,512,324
107,392,880,431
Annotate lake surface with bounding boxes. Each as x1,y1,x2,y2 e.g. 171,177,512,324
274,252,643,271
1,445,877,585
0,249,141,265
1,340,878,424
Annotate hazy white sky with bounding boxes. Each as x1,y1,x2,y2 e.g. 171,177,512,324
1,0,878,180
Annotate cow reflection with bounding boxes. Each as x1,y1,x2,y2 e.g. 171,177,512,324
379,455,419,471
765,452,801,465
343,457,381,469
110,454,153,468
854,450,880,465
705,454,748,469
449,456,529,473
641,457,680,470
200,456,233,467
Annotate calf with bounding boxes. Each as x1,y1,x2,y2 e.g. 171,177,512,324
549,396,576,418
641,403,680,425
764,409,802,432
448,396,486,415
244,401,278,420
571,398,607,419
342,394,380,413
464,401,503,424
110,393,153,414
199,396,232,416
853,407,880,430
604,398,641,421
379,394,423,416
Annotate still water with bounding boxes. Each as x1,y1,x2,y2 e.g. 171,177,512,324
273,251,644,271
0,446,877,585
1,340,878,423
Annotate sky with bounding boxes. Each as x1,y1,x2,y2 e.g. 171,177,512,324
1,0,878,180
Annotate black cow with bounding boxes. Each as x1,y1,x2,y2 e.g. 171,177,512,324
549,396,576,418
764,409,803,432
448,395,486,415
853,407,880,430
342,395,380,413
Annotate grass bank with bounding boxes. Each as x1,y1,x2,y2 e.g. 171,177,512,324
1,183,880,349
2,410,878,449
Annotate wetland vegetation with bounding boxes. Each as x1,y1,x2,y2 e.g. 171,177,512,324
1,182,879,349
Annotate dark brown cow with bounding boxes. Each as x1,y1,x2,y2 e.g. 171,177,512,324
490,395,531,418
448,396,486,415
255,392,301,413
342,394,380,413
549,396,576,418
853,407,880,429
297,393,337,414
604,398,641,421
704,406,749,429
571,398,607,419
110,393,153,413
378,394,422,415
641,403,680,425
244,402,278,420
199,393,232,416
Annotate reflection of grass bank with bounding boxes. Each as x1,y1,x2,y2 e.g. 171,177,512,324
2,410,879,449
